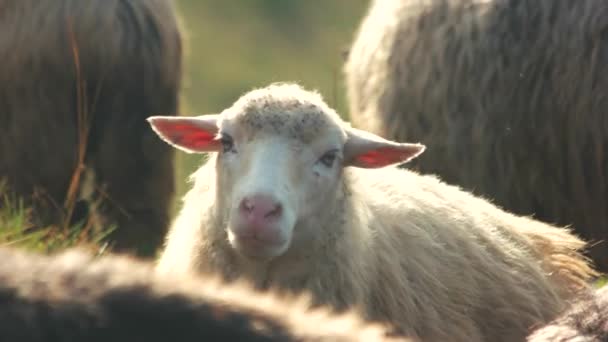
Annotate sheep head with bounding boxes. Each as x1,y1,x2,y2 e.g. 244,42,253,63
148,83,425,260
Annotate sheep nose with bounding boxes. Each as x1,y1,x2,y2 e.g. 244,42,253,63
239,194,283,224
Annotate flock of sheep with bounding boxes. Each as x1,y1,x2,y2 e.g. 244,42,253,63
0,0,607,341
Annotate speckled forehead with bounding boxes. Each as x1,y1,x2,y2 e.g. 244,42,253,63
223,98,344,144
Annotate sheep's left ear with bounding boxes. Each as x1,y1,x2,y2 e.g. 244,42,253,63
343,127,425,168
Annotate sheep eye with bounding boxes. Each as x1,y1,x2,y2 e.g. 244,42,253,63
319,150,338,168
220,134,234,153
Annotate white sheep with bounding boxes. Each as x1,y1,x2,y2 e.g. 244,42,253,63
148,83,596,342
0,246,403,342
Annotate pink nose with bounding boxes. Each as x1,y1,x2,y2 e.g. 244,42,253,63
239,194,282,227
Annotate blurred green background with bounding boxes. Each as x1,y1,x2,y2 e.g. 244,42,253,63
172,0,370,200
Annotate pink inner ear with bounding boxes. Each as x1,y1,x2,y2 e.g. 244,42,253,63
155,120,219,150
354,147,417,168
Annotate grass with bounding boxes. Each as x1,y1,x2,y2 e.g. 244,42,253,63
0,184,113,255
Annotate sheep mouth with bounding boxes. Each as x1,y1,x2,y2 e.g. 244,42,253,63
230,233,289,260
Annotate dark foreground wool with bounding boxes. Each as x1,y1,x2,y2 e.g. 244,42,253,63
344,0,608,271
0,247,405,342
0,0,183,257
527,285,608,341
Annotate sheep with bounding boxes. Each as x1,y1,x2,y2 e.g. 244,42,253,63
527,285,608,341
0,246,406,342
147,82,597,342
343,0,608,272
0,0,183,257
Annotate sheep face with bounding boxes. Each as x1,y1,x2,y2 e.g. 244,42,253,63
148,84,425,260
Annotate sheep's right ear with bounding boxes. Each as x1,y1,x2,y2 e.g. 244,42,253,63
147,115,221,153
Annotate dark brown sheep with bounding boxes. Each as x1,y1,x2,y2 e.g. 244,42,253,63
344,0,608,271
0,246,405,342
0,0,183,257
527,285,608,341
